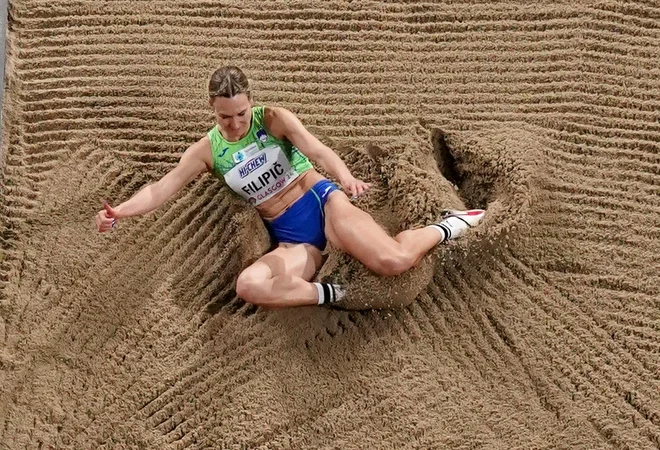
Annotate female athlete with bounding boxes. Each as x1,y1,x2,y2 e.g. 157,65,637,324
95,66,484,309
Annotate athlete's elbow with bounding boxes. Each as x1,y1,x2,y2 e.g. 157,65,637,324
308,146,335,170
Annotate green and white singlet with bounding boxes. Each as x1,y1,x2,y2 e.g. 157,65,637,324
207,106,313,205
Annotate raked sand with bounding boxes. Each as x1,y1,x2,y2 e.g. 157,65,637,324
1,1,659,448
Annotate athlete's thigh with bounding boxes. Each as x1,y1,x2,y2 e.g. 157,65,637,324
324,190,397,259
241,242,323,282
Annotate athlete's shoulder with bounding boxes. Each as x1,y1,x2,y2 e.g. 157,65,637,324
264,106,287,138
263,105,295,116
196,134,212,149
263,106,300,138
185,135,213,170
263,105,285,122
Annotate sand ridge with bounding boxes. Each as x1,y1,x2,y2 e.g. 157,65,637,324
1,1,659,448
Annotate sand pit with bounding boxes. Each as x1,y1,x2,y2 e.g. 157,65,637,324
1,1,659,449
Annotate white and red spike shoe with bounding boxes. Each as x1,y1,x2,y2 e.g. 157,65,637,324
435,209,486,241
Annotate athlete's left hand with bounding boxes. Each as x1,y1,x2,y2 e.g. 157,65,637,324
341,176,372,199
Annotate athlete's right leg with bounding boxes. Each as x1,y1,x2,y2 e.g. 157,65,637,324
236,243,339,309
324,191,485,277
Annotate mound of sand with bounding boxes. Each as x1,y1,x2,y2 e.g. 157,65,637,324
316,126,463,310
437,126,548,246
317,125,546,310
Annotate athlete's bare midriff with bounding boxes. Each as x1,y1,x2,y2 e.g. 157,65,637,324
256,169,325,221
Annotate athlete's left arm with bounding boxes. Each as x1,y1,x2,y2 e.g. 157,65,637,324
267,106,371,197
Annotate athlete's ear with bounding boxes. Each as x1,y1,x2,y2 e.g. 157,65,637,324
208,97,215,108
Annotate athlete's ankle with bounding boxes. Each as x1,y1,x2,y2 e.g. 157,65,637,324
429,222,451,243
314,282,346,305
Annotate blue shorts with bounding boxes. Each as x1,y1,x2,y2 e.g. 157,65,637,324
264,179,339,251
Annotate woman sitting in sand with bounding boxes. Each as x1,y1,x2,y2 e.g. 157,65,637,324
95,66,484,309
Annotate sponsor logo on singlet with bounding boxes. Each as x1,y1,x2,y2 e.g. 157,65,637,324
238,153,268,178
232,142,259,164
233,151,246,163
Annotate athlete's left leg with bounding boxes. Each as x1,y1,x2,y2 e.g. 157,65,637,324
324,191,476,276
236,243,322,309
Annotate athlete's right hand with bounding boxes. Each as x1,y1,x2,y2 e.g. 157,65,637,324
96,201,118,232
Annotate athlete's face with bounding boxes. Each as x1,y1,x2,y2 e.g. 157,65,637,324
210,93,253,142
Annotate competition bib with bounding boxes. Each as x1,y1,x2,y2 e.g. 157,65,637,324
224,144,299,205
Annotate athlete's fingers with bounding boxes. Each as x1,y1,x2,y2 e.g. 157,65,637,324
99,211,113,224
96,211,105,232
358,181,371,196
102,202,119,230
100,220,116,232
98,217,110,232
96,209,116,232
103,200,117,218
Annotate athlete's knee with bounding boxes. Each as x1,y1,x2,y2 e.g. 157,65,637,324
236,270,269,305
371,250,414,277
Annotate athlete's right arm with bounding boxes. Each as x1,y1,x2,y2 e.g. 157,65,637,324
96,138,212,232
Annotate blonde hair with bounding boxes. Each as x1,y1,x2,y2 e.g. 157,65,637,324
208,66,251,100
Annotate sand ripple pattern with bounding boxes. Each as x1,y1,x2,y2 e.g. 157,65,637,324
1,1,659,448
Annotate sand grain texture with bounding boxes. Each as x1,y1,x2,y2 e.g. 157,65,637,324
1,1,659,449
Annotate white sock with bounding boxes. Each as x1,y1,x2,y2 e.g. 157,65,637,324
314,282,346,305
428,223,450,243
